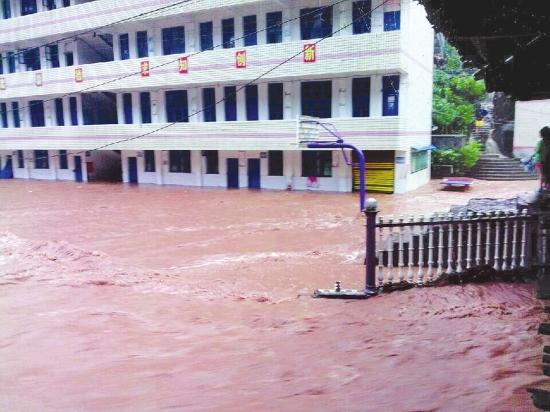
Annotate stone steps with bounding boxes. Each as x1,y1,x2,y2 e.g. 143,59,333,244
471,155,538,181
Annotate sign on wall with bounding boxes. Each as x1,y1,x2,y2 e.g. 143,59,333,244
178,56,189,74
303,44,316,63
74,68,83,83
0,77,5,90
236,50,247,68
35,72,43,86
140,61,150,77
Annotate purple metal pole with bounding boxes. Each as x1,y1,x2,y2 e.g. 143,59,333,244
307,142,365,212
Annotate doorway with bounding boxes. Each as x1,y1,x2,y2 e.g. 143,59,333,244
128,157,138,184
247,158,261,189
227,158,239,188
74,155,83,182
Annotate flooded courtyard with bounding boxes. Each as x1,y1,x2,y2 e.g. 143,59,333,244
0,179,546,411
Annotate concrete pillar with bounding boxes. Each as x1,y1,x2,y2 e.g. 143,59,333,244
191,150,202,185
158,90,167,123
155,150,163,184
131,92,140,124
283,81,293,120
150,28,162,57
290,81,301,119
75,95,83,125
150,91,160,123
283,150,294,187
62,96,71,125
188,88,199,122
112,32,120,61
128,31,137,60
370,75,382,117
282,8,292,42
236,86,246,121
258,83,268,120
336,1,353,36
116,93,124,124
44,100,54,126
215,85,224,121
335,78,351,117
372,0,385,33
212,21,222,51
186,23,196,53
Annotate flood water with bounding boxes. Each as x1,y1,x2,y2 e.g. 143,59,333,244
0,179,545,411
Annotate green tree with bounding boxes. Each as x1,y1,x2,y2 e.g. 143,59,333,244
433,44,486,134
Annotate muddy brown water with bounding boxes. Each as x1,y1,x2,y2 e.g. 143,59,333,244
0,179,545,411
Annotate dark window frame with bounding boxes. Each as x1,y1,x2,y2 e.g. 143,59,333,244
245,84,259,121
266,11,283,44
301,80,332,119
17,150,24,168
268,150,283,176
69,96,78,125
169,150,191,173
384,10,401,31
204,150,219,174
243,15,257,46
136,31,149,58
353,1,372,34
59,150,68,169
29,100,45,127
268,83,284,120
224,86,237,121
119,33,130,60
222,18,235,49
301,150,332,177
144,150,156,172
140,92,151,124
162,26,185,55
165,90,189,123
34,149,49,169
352,77,370,117
123,93,133,124
202,88,216,122
199,21,214,51
12,102,20,127
300,6,333,40
55,98,65,126
382,75,399,116
0,102,7,128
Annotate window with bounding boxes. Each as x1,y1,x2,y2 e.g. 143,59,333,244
55,98,64,126
301,81,332,118
243,15,257,46
169,150,191,173
162,26,185,55
202,88,216,122
300,7,333,40
384,11,400,31
30,100,45,127
119,34,130,60
382,75,399,116
63,0,70,6
268,151,283,176
0,103,7,128
45,0,55,10
12,102,20,128
23,48,40,71
123,93,133,124
268,83,284,120
352,77,370,117
222,18,235,48
224,86,237,121
136,31,148,58
266,12,283,44
69,97,78,125
2,0,11,19
7,52,16,73
21,0,37,15
65,52,74,67
144,150,155,172
17,150,24,168
200,22,213,51
165,90,188,122
0,53,3,74
411,150,428,173
34,150,49,169
59,150,68,169
47,45,60,68
245,85,258,121
353,1,371,34
204,150,219,174
140,92,151,124
302,151,332,177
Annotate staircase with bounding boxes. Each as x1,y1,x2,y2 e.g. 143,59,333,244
470,154,538,181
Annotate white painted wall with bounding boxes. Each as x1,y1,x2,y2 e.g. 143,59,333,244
514,99,550,158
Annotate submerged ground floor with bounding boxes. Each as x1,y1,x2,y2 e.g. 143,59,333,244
0,179,543,411
0,148,431,194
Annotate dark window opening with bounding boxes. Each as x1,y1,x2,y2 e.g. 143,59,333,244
165,90,189,122
34,150,49,169
300,7,333,40
301,81,332,118
123,93,133,124
47,44,60,68
136,31,148,58
65,52,74,66
382,75,399,116
352,77,370,117
45,0,56,10
353,1,372,34
144,150,155,172
200,22,213,51
204,150,219,174
266,11,283,44
59,150,68,169
2,0,12,19
0,103,7,128
162,26,185,55
7,52,16,73
21,0,37,15
140,92,151,124
23,48,41,71
245,84,259,121
243,15,257,46
0,53,3,74
12,102,20,128
17,150,24,168
82,93,118,125
302,151,332,177
224,86,237,121
30,100,45,127
268,150,283,176
63,0,70,6
268,83,284,120
119,33,130,60
169,150,191,173
55,98,64,126
384,10,400,31
222,18,235,49
202,88,216,122
69,97,78,125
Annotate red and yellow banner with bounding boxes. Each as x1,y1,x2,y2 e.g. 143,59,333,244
74,67,83,83
235,50,247,68
140,60,150,77
178,56,188,74
303,44,316,63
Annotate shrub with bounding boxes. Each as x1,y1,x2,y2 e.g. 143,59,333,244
431,140,482,176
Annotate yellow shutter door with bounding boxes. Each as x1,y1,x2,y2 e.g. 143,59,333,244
352,151,395,194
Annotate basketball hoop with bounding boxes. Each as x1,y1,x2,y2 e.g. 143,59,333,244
297,116,321,147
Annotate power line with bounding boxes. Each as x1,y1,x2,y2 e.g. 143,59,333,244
16,0,390,164
1,0,351,115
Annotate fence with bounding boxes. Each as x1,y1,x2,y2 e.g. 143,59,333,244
375,209,547,286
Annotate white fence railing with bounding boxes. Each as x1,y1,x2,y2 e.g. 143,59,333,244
375,210,545,286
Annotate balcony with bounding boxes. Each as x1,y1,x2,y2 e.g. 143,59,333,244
0,32,403,100
0,116,426,151
0,0,261,45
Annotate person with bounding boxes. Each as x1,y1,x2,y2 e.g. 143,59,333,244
533,126,550,190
